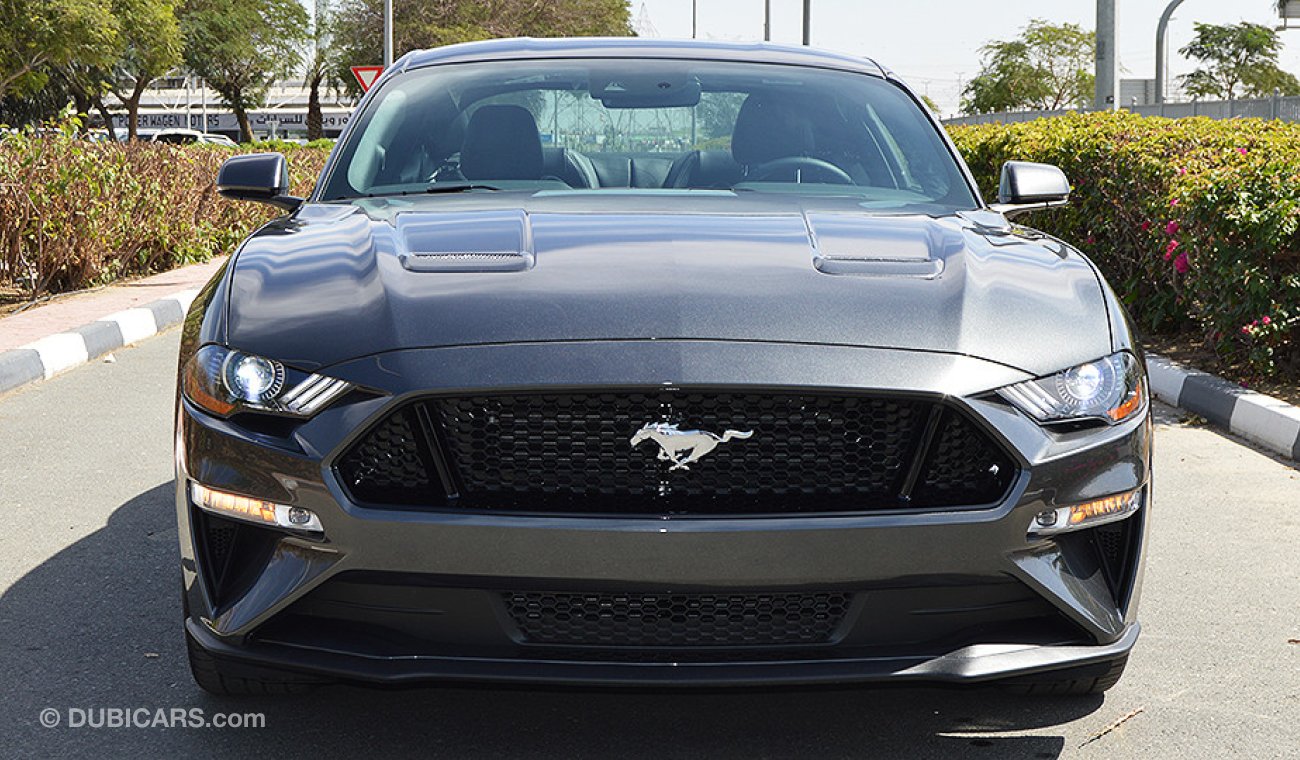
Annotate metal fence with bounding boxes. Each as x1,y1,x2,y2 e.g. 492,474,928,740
942,93,1300,126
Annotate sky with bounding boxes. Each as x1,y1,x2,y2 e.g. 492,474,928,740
634,0,1300,115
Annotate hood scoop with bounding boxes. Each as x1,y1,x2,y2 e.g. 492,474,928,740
808,214,947,278
397,209,534,272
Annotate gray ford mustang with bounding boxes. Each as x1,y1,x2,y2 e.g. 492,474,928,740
176,38,1150,695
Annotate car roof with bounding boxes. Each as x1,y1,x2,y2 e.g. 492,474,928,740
397,37,888,79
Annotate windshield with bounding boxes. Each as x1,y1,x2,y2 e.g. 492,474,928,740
320,58,977,213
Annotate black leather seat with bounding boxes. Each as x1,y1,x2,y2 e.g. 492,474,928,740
663,150,743,189
729,94,817,171
542,147,600,188
460,105,544,181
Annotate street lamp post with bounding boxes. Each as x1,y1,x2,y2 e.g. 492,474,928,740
802,0,811,45
1095,0,1118,110
1155,0,1186,105
383,0,393,67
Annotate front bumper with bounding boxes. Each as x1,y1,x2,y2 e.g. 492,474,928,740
177,341,1151,687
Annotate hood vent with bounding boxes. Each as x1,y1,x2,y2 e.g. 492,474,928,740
401,251,533,272
396,208,533,273
807,213,948,279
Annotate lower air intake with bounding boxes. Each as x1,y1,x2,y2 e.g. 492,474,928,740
503,591,854,648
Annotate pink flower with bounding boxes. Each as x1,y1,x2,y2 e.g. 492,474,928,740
1252,319,1260,326
1173,252,1189,273
1238,147,1248,155
1165,220,1180,236
1177,167,1187,176
1241,325,1251,334
1166,239,1179,256
1170,198,1180,207
1086,235,1096,245
1140,220,1152,232
1262,316,1272,325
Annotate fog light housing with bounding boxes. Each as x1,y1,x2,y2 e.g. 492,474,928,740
190,482,323,533
1029,488,1142,537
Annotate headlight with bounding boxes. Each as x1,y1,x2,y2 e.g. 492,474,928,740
998,352,1145,425
182,345,353,418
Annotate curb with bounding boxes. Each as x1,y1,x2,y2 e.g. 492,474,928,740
0,289,199,396
1147,354,1300,462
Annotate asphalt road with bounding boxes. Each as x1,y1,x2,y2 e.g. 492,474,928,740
1,329,1297,759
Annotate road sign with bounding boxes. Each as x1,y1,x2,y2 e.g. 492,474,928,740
351,66,384,93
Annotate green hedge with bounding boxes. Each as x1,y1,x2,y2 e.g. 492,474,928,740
0,122,329,299
949,111,1299,377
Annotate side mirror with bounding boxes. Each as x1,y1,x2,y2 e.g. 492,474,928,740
991,161,1070,218
216,153,302,211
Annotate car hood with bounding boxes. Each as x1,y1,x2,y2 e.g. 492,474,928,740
223,196,1112,376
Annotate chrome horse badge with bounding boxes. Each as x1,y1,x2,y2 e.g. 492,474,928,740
630,422,754,471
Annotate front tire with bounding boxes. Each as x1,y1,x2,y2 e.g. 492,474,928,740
1001,654,1128,696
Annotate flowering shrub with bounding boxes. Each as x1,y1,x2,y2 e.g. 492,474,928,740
0,118,329,299
950,111,1300,377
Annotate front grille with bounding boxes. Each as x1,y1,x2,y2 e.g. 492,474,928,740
335,390,1016,515
503,591,853,648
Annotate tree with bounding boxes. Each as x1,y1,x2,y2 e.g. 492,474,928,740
329,0,633,99
305,0,339,141
111,0,184,139
0,77,77,127
961,19,1094,114
179,0,309,142
0,0,120,101
1180,22,1299,100
58,60,119,135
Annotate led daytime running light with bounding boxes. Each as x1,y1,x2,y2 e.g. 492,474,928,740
190,482,323,533
1030,489,1142,536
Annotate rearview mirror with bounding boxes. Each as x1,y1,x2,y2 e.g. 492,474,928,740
216,153,302,211
991,161,1070,218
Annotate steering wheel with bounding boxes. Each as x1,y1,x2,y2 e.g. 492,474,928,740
747,156,854,185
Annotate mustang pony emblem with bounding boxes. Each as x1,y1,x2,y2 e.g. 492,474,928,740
629,422,754,471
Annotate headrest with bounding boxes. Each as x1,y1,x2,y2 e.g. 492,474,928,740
460,105,543,180
730,94,816,167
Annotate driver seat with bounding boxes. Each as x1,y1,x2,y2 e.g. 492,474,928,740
730,94,817,173
460,105,544,181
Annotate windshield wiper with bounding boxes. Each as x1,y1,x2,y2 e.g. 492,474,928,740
424,183,501,194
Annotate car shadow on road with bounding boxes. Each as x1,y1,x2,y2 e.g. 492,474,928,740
0,482,1105,759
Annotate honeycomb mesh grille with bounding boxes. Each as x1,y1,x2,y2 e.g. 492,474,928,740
912,410,1015,507
503,591,853,648
335,390,1016,514
334,408,436,506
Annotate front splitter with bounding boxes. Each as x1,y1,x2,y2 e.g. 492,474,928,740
186,619,1139,688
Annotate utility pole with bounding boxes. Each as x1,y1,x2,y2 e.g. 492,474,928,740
1095,0,1118,110
764,0,771,41
802,0,811,45
692,0,697,39
383,0,393,67
1155,0,1185,105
